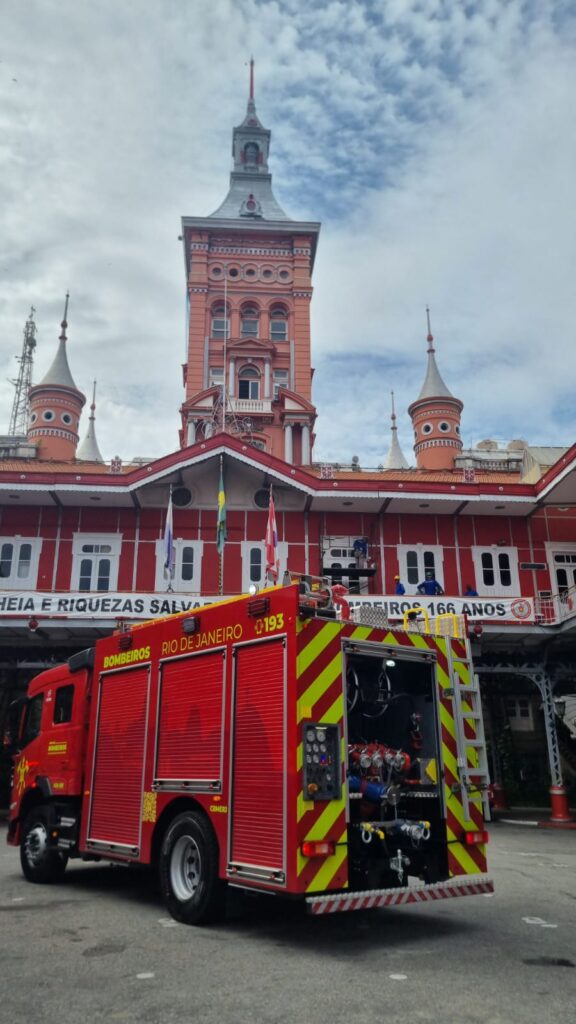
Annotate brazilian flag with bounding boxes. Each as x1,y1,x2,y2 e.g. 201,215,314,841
216,462,227,555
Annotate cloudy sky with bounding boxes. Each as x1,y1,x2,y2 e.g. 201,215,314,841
1,0,575,467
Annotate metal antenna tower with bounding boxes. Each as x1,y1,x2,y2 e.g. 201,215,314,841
8,307,37,436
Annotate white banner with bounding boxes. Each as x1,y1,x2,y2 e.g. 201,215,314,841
0,591,222,619
0,590,535,624
347,594,535,624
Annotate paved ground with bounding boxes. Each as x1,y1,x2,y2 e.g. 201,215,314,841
1,821,575,1024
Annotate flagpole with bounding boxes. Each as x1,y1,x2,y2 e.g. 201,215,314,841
217,453,225,596
164,483,174,593
222,265,228,433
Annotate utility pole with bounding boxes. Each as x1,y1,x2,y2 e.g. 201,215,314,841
8,307,37,436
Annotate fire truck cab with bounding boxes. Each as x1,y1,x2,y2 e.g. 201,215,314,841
7,581,492,924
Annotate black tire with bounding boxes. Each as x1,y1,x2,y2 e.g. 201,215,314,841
159,811,226,925
20,807,68,884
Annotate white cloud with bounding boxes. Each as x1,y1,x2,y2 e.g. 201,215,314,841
0,0,574,466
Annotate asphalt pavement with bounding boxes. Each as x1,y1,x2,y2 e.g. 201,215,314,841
0,820,575,1024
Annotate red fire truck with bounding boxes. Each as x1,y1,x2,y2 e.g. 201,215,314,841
6,581,493,924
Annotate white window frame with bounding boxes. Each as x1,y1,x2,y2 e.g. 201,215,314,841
545,542,576,597
472,546,519,596
71,533,121,592
241,541,288,592
504,696,534,732
273,369,289,399
154,539,204,592
0,536,42,589
397,544,444,595
209,367,224,388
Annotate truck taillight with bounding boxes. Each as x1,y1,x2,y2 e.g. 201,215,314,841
301,840,335,858
464,830,489,845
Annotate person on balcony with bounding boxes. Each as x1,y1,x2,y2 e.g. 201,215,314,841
417,571,444,596
394,575,405,595
464,584,478,596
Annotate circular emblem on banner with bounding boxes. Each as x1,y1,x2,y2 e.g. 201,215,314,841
510,599,531,620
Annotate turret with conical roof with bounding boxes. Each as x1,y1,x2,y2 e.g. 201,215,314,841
77,381,104,462
384,391,409,469
407,309,463,470
27,295,86,460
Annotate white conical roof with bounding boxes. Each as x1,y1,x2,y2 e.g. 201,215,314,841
384,430,409,469
384,392,409,468
76,383,104,462
37,297,81,392
416,344,455,400
38,333,79,390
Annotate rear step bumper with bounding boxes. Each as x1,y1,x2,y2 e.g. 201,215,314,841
306,875,494,915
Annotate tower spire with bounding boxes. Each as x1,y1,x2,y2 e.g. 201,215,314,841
426,305,433,349
208,64,288,220
77,380,104,462
383,390,409,469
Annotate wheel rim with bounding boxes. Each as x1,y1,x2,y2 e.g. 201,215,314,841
25,822,48,866
170,834,202,902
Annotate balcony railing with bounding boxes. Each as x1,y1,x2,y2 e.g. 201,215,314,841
535,583,576,626
229,398,272,414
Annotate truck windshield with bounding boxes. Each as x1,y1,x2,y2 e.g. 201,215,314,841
21,694,43,748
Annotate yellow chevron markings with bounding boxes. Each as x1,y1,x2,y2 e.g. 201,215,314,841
306,829,349,892
297,622,340,677
448,841,483,877
319,694,345,726
440,703,457,743
304,798,346,842
298,654,342,721
453,659,470,685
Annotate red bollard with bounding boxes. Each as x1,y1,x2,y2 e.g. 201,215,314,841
549,785,574,823
538,785,576,829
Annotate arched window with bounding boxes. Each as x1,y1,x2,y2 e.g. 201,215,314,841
270,305,288,342
238,365,260,400
240,304,259,338
244,142,260,167
211,304,229,340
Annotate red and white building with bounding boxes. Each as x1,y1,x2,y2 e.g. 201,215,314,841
1,74,575,816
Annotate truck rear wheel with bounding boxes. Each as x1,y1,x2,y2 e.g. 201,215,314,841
20,808,68,884
159,811,225,925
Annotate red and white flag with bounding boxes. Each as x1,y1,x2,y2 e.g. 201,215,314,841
265,488,279,582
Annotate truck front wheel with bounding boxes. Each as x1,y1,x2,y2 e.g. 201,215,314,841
20,808,68,884
159,811,225,925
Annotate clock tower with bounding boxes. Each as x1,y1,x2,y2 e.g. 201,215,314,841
180,63,320,465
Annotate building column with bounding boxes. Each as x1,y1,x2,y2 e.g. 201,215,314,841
264,359,271,399
186,419,196,446
228,357,235,397
284,423,293,464
301,423,311,465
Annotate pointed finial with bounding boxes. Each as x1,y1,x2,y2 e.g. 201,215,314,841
426,305,434,351
249,56,254,101
60,292,70,340
391,390,397,426
90,381,97,416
